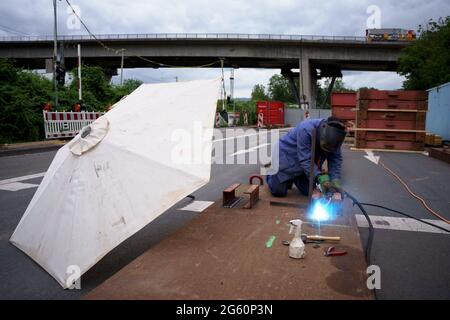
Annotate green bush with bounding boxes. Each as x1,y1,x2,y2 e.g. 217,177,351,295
0,59,142,143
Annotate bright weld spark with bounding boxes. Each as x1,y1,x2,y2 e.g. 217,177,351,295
310,201,331,222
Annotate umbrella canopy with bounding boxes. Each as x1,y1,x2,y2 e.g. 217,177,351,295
10,78,221,288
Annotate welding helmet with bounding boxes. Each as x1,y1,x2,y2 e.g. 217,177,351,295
318,117,346,153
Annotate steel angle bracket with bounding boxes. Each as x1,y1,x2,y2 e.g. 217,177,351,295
223,183,242,208
243,175,263,209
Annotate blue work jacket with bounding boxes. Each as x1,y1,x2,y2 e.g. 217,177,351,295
273,118,343,183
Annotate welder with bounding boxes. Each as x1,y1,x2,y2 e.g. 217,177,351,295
266,117,346,200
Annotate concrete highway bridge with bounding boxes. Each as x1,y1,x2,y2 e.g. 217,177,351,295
0,33,410,107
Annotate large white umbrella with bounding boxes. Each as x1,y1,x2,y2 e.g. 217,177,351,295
10,78,220,288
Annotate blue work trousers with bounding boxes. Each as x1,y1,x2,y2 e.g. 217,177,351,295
266,173,310,197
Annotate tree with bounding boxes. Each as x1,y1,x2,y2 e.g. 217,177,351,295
398,17,450,90
111,79,143,102
69,65,113,110
0,58,146,143
0,59,52,143
250,84,268,101
331,79,355,93
267,74,296,103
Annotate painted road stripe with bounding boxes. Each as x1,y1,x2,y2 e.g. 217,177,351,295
355,214,450,234
229,143,271,156
213,128,291,142
0,172,46,185
0,182,39,191
178,200,214,212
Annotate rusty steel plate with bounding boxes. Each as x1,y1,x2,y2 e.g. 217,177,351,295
86,185,373,300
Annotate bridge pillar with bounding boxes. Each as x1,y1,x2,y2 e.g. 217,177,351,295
103,68,118,83
299,56,317,109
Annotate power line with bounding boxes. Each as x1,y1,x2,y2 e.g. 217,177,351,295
0,24,30,36
64,0,221,68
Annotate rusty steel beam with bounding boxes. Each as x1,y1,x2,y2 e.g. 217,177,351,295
223,183,242,208
243,184,259,209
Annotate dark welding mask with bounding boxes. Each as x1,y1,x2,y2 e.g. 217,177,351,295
318,118,346,153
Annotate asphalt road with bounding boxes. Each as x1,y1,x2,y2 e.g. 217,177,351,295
0,129,449,299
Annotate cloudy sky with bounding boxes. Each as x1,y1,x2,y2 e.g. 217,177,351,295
1,0,449,97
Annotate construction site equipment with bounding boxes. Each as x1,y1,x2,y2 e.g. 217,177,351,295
223,183,242,208
256,101,285,127
429,147,450,164
426,81,450,141
331,92,356,133
324,246,348,257
10,78,221,288
303,235,341,242
242,175,263,209
366,28,416,42
43,110,105,139
425,133,443,146
86,185,373,300
355,89,427,151
227,111,240,126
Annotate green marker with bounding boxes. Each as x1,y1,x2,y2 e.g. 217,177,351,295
266,235,276,248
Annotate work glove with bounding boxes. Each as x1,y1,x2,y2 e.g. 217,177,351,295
331,179,343,202
317,174,331,191
331,179,342,191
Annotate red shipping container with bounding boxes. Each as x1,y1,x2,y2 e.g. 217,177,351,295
357,110,426,122
331,92,356,121
357,119,425,130
256,101,285,126
357,89,427,101
355,139,424,151
358,99,427,111
355,131,425,142
332,106,356,120
331,92,357,106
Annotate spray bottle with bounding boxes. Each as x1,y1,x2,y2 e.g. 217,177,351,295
289,219,306,259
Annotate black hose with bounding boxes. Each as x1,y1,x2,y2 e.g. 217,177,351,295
360,203,450,233
343,191,378,300
343,191,374,266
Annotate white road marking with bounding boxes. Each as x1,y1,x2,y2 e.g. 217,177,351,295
0,182,39,191
364,150,380,165
355,214,450,234
0,172,46,185
229,143,271,156
213,132,261,142
213,128,291,142
178,200,214,212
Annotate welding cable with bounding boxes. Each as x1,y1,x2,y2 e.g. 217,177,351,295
379,160,450,224
343,191,378,300
343,191,374,266
135,55,221,68
359,203,450,233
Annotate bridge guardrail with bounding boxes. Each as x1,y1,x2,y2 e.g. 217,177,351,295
0,33,370,43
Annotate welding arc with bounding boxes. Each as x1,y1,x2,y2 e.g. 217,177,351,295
360,203,450,233
379,161,449,224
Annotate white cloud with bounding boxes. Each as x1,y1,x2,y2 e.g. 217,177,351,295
342,71,405,90
1,0,448,96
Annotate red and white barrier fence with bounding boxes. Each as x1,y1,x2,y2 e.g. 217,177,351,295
257,112,264,128
243,112,249,126
215,112,221,127
43,110,105,139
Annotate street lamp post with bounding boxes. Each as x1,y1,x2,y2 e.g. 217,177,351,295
53,0,58,107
